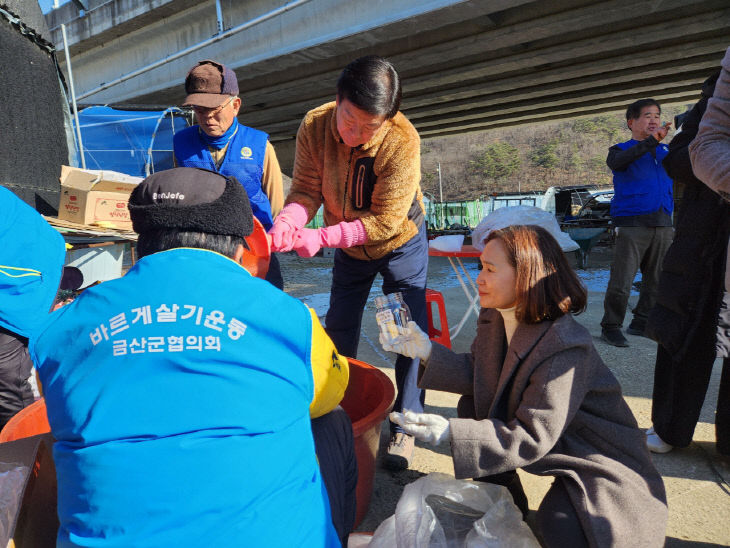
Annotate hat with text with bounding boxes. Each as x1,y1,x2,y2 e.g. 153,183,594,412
183,59,239,108
128,167,253,238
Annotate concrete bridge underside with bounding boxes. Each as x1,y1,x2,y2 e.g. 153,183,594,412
46,0,729,167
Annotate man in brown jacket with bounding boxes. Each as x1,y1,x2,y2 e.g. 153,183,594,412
270,56,427,470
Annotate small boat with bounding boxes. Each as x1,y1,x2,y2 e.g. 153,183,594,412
561,223,608,268
560,191,613,268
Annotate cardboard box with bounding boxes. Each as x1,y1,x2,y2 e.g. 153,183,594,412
57,166,142,230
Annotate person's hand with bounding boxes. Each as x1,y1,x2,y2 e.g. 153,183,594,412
652,121,671,142
269,216,299,252
292,227,323,257
379,320,432,361
269,203,308,252
390,410,450,445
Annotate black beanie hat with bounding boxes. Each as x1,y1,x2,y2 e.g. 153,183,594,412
128,167,253,238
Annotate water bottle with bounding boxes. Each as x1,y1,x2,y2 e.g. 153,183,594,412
374,292,412,343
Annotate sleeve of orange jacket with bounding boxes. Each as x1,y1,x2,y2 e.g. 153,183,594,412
308,307,349,418
286,112,325,222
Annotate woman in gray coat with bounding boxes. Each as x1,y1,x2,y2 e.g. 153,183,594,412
383,225,667,547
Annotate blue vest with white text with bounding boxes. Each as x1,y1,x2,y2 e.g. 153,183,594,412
610,139,673,217
31,248,338,548
174,123,274,229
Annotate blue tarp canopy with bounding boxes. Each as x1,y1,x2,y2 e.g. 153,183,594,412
74,106,189,177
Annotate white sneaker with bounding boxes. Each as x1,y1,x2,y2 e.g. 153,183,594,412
646,426,673,453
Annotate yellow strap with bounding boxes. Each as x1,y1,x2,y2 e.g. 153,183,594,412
0,265,41,278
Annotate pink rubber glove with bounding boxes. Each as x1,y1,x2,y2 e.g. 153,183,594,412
292,228,323,258
292,220,367,258
269,203,309,252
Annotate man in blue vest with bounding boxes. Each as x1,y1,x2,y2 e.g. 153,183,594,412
31,168,355,547
601,99,674,347
173,59,285,289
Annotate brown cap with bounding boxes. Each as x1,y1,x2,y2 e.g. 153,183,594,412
183,60,239,108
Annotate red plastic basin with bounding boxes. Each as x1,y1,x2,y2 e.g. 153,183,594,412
340,358,396,528
0,398,50,443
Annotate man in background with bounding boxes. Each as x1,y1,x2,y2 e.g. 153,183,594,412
173,59,285,289
600,99,674,347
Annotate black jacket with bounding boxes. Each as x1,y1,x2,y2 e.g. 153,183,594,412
646,70,730,357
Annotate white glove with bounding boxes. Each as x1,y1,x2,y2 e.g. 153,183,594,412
390,410,450,445
379,320,432,361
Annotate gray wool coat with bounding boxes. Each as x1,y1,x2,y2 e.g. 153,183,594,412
420,308,668,548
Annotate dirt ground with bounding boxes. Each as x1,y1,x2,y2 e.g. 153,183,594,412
277,241,730,546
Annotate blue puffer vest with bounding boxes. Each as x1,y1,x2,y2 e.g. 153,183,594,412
610,139,673,217
174,122,274,229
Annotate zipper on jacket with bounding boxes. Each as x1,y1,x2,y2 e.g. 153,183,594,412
342,147,371,257
342,148,354,221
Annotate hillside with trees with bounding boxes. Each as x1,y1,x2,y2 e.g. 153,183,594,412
419,104,688,201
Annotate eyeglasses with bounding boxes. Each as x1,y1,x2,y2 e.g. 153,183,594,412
191,97,235,116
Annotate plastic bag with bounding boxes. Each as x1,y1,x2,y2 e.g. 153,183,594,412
429,235,465,252
471,206,579,252
368,472,540,548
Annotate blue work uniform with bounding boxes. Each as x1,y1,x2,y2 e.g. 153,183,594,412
609,138,673,218
0,187,65,428
601,136,674,332
0,186,65,338
31,248,341,547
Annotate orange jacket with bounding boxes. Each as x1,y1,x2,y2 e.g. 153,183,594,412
287,102,425,260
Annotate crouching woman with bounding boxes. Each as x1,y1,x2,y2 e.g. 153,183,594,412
383,225,667,547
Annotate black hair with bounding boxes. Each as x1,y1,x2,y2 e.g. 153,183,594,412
626,98,661,120
136,229,246,259
336,55,402,119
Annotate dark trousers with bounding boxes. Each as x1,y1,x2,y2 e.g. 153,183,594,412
312,406,358,546
653,349,730,453
0,329,34,431
601,226,673,330
265,253,284,290
325,225,428,431
536,478,589,548
457,396,529,517
651,253,730,452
